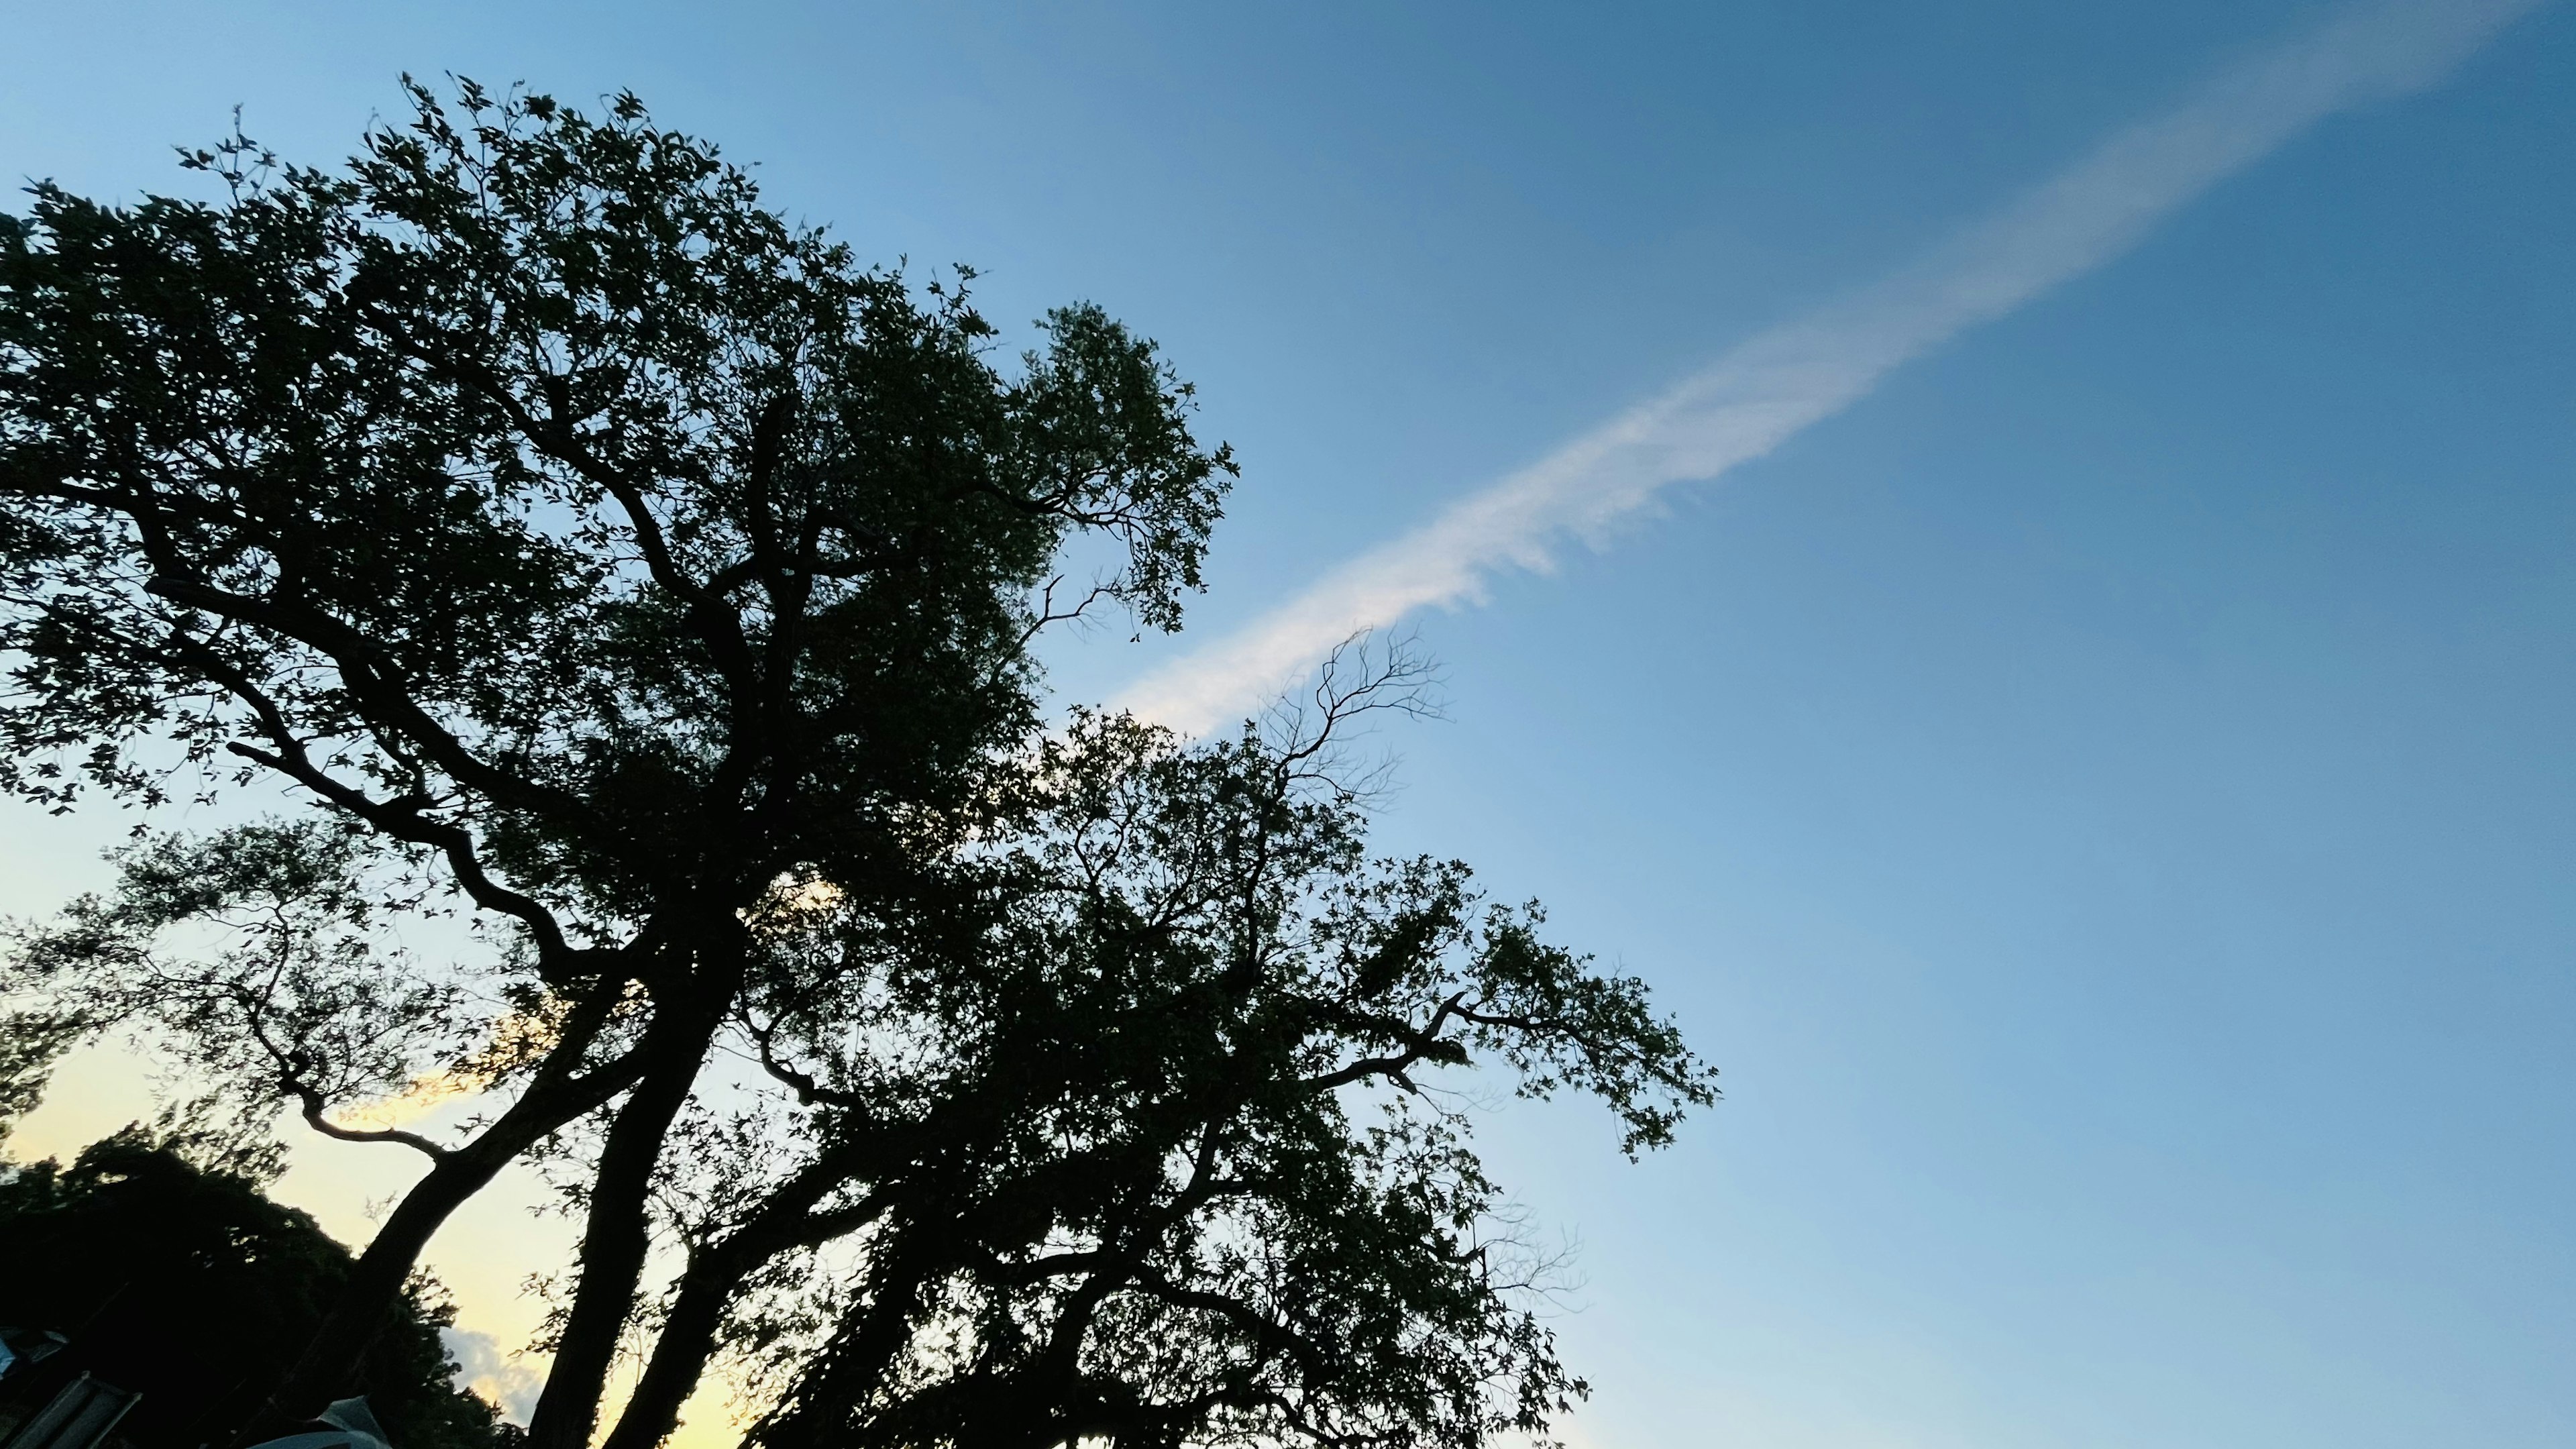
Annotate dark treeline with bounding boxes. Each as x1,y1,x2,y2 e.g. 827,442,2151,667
0,1129,513,1449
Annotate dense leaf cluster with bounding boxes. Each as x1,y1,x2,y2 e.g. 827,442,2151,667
0,1130,513,1449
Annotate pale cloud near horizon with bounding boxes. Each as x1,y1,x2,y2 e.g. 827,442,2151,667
442,1326,545,1426
1116,0,2546,735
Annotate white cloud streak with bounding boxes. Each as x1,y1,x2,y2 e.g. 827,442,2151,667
1117,0,2544,734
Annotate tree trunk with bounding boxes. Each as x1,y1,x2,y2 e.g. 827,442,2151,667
750,1237,938,1449
524,1000,727,1449
592,1247,750,1449
244,1127,534,1440
235,986,633,1445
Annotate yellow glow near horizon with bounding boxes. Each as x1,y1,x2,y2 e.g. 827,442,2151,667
9,1046,753,1449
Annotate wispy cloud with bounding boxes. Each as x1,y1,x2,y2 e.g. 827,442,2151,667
1117,0,2543,734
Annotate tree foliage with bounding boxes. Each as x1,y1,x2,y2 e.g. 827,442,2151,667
0,79,1713,1449
0,1129,513,1449
600,663,1713,1449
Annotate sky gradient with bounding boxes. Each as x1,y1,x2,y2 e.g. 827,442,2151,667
4,4,2572,1447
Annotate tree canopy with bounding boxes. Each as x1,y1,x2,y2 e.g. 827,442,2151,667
0,1128,513,1449
0,78,1714,1449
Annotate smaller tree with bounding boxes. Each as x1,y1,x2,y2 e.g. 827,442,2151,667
0,1128,515,1449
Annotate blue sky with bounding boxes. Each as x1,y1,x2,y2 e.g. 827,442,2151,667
5,3,2573,1446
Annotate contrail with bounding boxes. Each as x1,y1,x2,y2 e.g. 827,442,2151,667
1117,0,2544,734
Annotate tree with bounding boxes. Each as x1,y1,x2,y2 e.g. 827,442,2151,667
0,1127,515,1449
1,76,1229,1447
0,80,1715,1449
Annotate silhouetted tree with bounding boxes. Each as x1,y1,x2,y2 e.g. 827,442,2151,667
0,74,1228,1448
0,1128,514,1449
0,78,1714,1449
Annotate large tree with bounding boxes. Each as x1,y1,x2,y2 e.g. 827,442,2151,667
0,76,1227,1446
0,81,1713,1449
